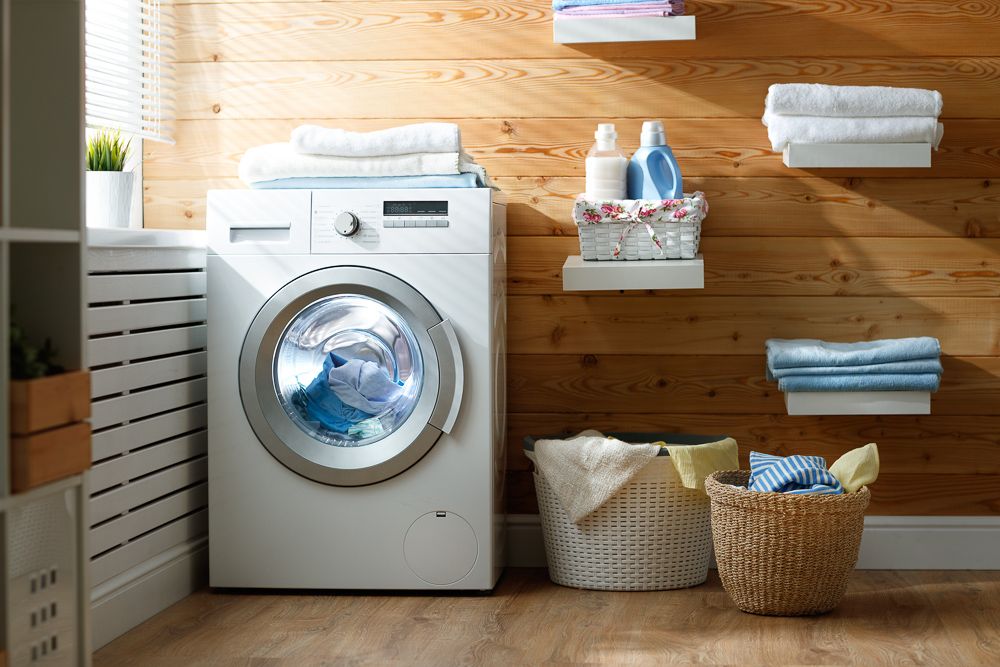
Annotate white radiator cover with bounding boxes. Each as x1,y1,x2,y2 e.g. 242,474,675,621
87,241,208,649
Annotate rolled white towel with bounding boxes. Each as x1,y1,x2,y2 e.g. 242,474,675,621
238,143,463,185
291,122,461,157
765,84,943,118
762,112,944,152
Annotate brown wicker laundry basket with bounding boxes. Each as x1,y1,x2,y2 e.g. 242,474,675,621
705,470,870,616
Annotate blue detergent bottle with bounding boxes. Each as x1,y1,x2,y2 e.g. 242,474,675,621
627,120,684,200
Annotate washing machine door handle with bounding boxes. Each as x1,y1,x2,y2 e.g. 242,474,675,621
427,318,464,434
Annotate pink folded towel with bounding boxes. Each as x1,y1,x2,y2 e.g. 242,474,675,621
557,1,684,16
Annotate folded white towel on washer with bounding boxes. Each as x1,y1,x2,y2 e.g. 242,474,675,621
238,142,492,185
291,122,462,158
762,112,944,152
765,84,943,118
532,430,660,523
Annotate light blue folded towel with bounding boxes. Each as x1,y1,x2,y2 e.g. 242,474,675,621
553,0,663,9
769,358,943,379
250,173,480,190
748,451,843,495
777,373,941,393
766,337,941,371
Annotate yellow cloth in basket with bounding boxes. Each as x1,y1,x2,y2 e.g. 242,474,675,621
662,437,739,492
830,442,880,493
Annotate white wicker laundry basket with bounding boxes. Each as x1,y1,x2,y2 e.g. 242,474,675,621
574,193,707,261
524,433,717,591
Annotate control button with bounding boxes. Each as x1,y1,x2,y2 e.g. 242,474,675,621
383,219,398,228
334,212,360,236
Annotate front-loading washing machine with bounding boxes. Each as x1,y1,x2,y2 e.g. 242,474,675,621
206,188,506,590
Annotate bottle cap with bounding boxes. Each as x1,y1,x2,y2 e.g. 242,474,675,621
640,120,666,147
595,123,618,142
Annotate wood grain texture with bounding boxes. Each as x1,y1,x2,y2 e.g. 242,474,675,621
174,1,1000,61
505,412,1000,473
507,355,1000,415
509,236,1000,296
507,295,1000,355
176,59,1000,120
94,570,1000,665
147,119,1000,180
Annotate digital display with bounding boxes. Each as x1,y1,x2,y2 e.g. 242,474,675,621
383,201,448,216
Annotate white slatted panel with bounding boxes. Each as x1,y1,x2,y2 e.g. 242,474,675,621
87,245,208,589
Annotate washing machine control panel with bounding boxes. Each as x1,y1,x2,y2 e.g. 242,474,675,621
310,190,491,254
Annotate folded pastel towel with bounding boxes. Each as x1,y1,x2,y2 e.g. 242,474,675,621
238,143,492,187
748,451,844,495
766,337,942,370
768,358,943,380
765,84,943,118
250,173,480,190
663,437,739,492
557,1,683,16
326,353,405,415
830,443,879,493
533,430,660,523
777,373,941,393
556,7,677,17
762,112,944,152
291,123,461,158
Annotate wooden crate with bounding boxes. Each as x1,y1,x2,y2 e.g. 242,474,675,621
9,370,90,435
11,422,92,493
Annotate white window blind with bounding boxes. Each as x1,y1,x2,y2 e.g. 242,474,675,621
85,0,175,144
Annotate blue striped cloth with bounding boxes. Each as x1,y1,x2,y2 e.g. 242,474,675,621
748,451,844,495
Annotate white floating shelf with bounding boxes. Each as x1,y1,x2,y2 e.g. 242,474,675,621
553,15,696,44
562,254,704,291
785,391,931,416
782,143,932,169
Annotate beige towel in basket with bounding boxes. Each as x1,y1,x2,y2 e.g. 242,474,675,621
533,430,660,523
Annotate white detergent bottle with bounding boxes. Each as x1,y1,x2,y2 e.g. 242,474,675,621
585,123,628,200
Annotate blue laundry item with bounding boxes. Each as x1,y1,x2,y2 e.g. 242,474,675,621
777,373,941,393
249,173,480,190
327,353,406,415
553,0,665,9
765,337,941,372
748,451,844,495
299,353,373,434
769,358,943,379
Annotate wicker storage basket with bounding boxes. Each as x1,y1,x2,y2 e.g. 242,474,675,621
705,470,871,616
574,193,707,261
524,433,721,591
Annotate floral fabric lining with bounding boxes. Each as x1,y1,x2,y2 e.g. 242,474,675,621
574,192,708,258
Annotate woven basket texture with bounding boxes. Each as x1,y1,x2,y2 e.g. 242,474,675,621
529,452,712,591
705,470,870,616
578,220,701,261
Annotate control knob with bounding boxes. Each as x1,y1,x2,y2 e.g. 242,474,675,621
334,211,360,236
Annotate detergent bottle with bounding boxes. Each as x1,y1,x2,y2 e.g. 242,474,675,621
627,120,683,200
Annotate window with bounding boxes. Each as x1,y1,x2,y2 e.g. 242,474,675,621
84,0,175,144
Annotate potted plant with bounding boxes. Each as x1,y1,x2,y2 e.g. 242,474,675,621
86,128,134,228
9,323,91,492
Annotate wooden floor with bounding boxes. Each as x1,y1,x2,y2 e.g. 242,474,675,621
95,569,1000,666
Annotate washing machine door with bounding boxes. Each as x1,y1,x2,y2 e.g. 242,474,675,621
239,266,464,486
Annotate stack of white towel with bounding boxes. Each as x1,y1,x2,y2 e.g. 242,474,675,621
238,123,492,189
762,83,944,152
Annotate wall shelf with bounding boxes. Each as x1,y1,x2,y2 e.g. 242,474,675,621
785,391,931,416
562,254,704,291
782,143,932,169
553,15,695,44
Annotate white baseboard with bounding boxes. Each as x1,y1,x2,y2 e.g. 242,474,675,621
91,538,208,650
505,514,1000,570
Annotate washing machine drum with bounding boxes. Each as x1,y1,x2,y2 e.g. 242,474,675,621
239,266,464,486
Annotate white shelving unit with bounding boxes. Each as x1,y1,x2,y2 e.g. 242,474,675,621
562,254,704,291
785,391,931,416
782,143,932,169
553,15,696,44
2,0,92,663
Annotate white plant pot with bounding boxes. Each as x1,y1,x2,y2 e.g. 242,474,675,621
86,171,134,229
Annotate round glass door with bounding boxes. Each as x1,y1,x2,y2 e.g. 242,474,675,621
240,267,463,486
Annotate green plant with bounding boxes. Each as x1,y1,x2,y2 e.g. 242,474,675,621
10,323,62,379
86,129,132,171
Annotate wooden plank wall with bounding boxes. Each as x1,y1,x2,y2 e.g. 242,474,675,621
147,0,1000,515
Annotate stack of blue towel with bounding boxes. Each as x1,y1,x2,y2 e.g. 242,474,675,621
765,337,943,393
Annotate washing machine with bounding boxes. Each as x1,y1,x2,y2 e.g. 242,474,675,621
206,188,506,590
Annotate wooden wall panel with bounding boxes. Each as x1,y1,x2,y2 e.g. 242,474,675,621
151,0,1000,515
